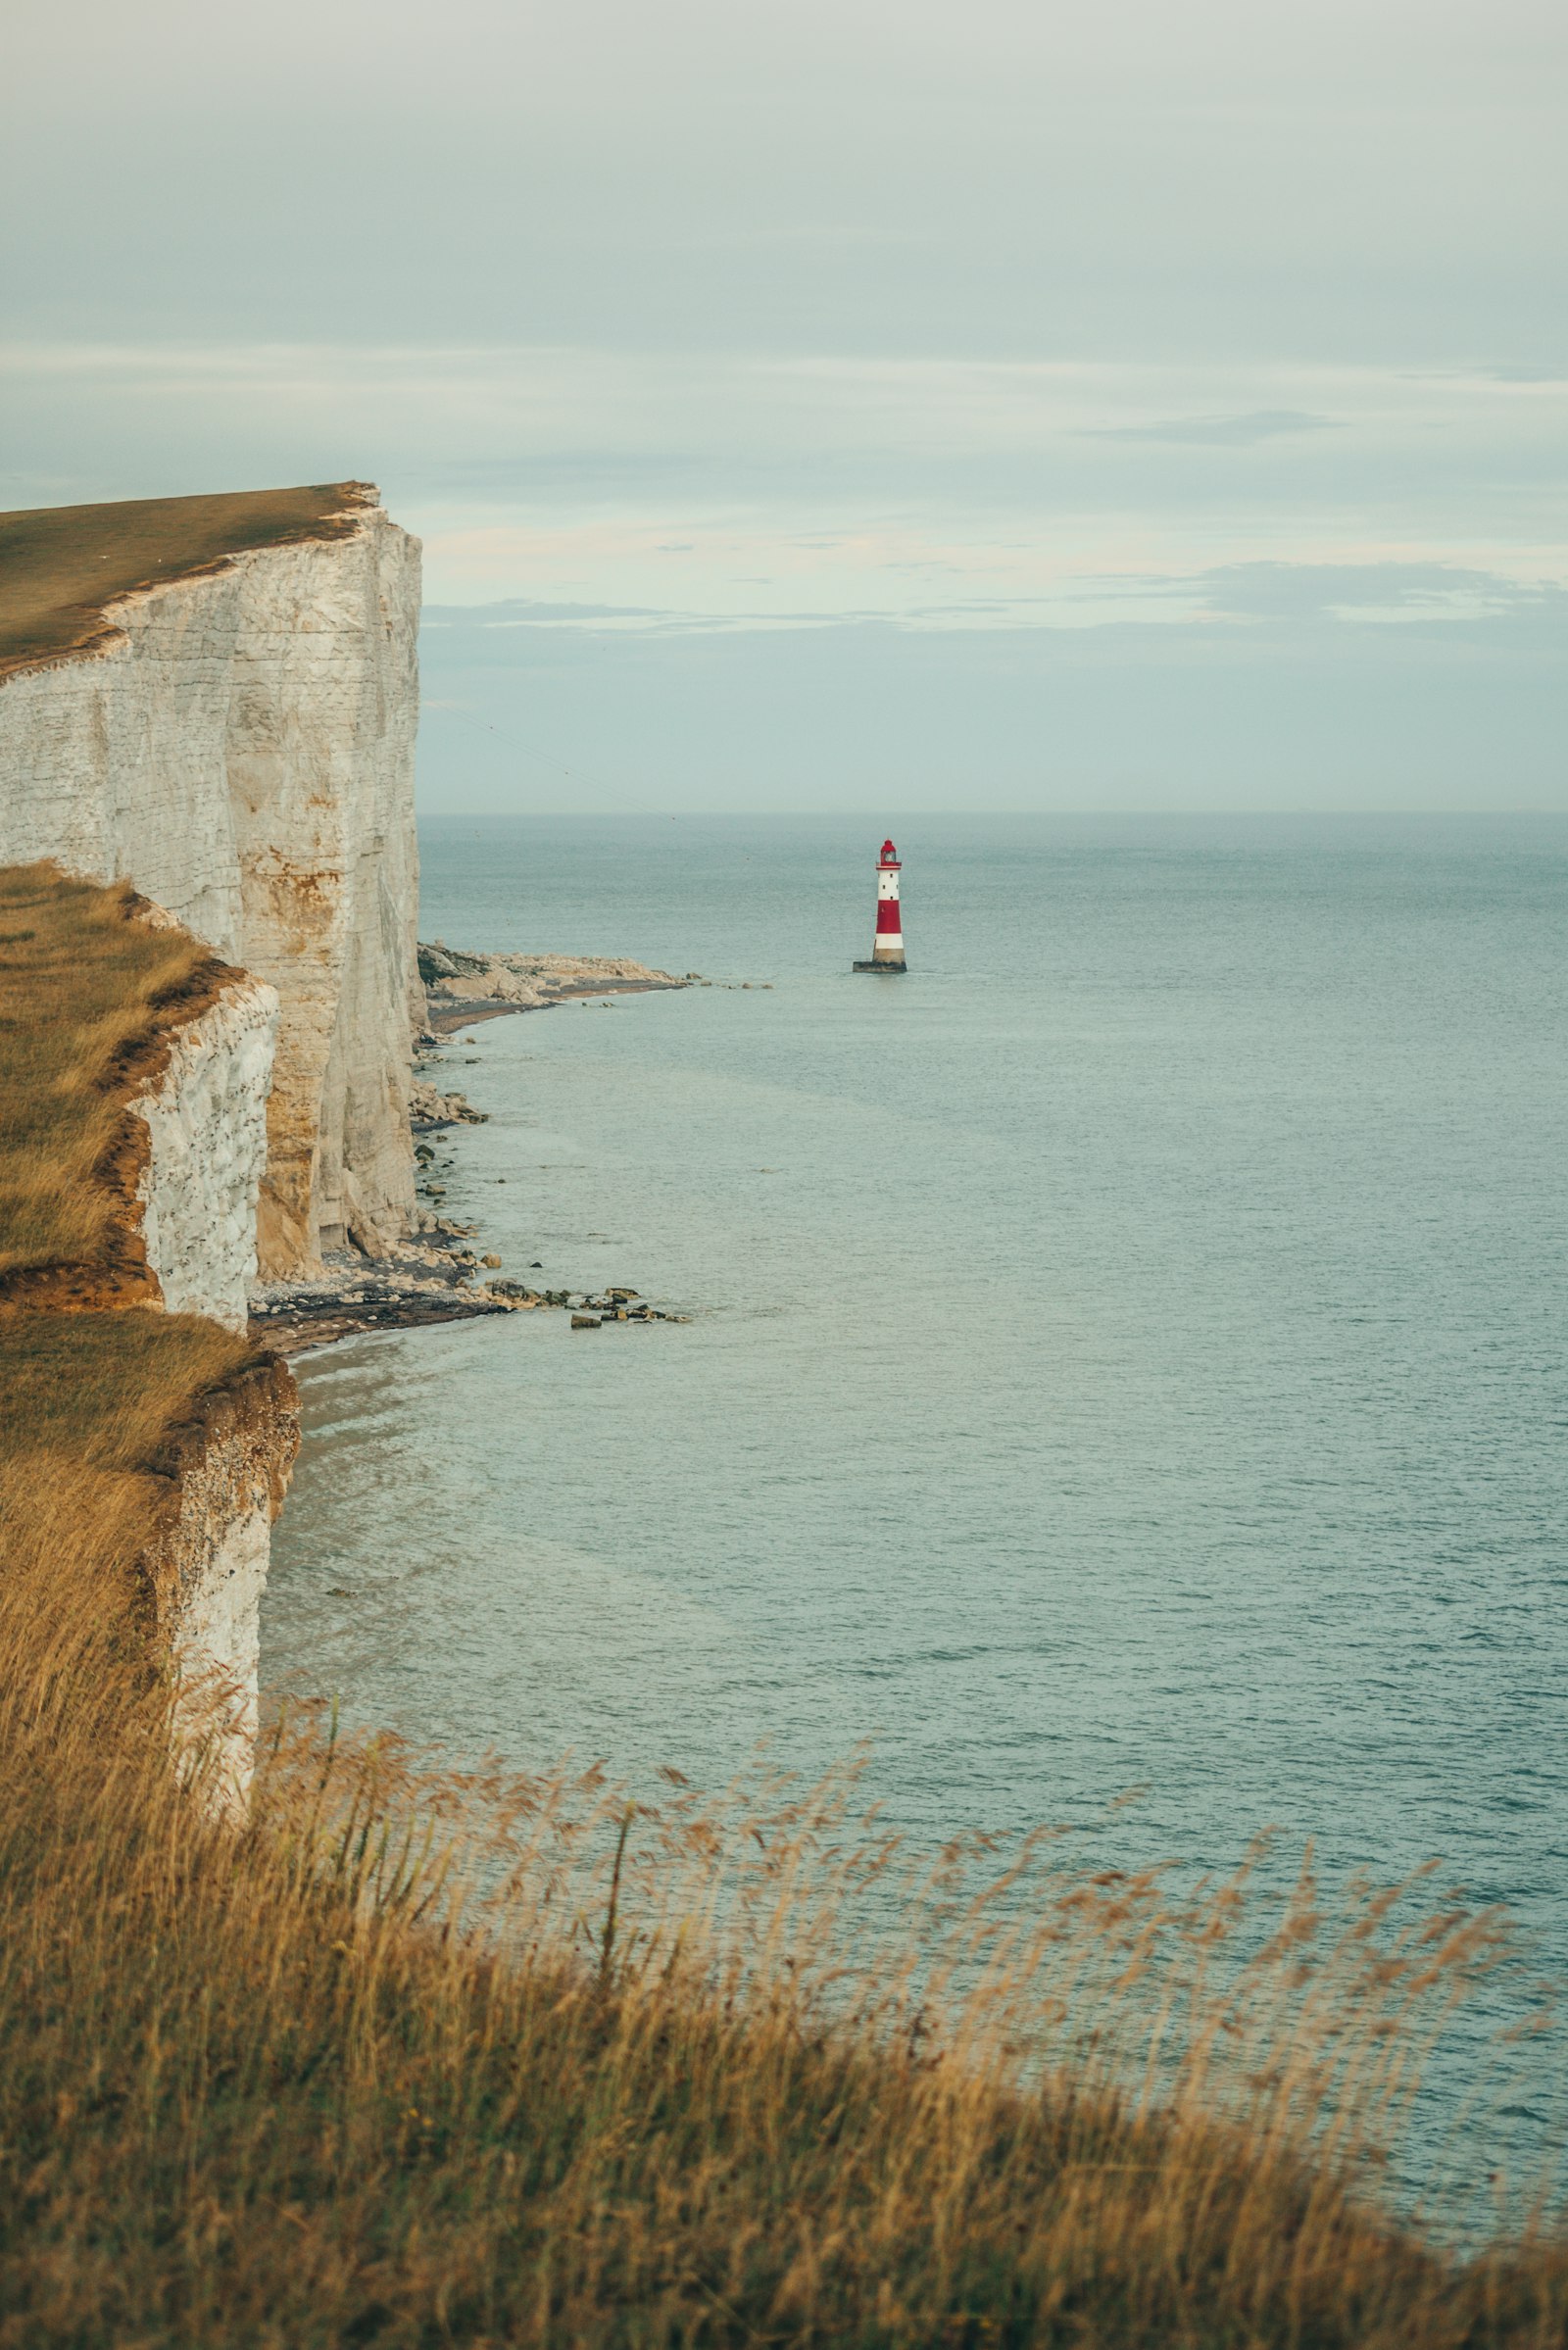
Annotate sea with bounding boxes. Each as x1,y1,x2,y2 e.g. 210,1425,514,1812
263,812,1568,2179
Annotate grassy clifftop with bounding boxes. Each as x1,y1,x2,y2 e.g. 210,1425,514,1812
0,482,375,680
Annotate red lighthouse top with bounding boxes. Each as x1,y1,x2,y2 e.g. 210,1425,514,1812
879,838,900,867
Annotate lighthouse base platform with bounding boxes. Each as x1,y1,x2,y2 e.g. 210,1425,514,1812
853,958,906,973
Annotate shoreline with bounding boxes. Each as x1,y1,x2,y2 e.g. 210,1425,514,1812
249,955,694,1352
425,974,690,1033
249,1249,512,1355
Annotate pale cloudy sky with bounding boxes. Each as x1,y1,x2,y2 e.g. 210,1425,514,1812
4,0,1564,808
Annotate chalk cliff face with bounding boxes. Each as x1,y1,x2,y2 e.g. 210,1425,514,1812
0,488,420,1277
124,935,294,1790
131,959,279,1334
144,1353,299,1807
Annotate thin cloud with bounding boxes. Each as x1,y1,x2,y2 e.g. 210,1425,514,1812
422,563,1566,644
1080,409,1344,447
1195,560,1554,622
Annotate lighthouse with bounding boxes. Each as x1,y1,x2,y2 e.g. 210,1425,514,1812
853,839,906,972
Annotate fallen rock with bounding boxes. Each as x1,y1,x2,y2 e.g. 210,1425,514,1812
411,1077,488,1128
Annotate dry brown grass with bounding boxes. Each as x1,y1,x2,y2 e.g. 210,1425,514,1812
0,483,372,678
0,1517,1564,2345
0,1306,262,1608
0,861,225,1286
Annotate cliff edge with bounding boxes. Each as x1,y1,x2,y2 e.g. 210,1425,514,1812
0,863,298,1799
0,482,420,1278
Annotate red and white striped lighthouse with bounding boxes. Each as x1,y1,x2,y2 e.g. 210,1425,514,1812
853,839,907,972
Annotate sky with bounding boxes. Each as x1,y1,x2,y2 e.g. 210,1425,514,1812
3,0,1564,810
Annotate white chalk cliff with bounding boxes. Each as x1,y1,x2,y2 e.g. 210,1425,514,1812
0,485,421,1277
147,1346,299,1809
131,954,279,1334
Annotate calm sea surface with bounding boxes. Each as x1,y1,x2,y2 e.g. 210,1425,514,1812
264,813,1568,2161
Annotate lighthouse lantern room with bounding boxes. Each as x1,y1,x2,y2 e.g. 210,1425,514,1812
853,838,907,972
